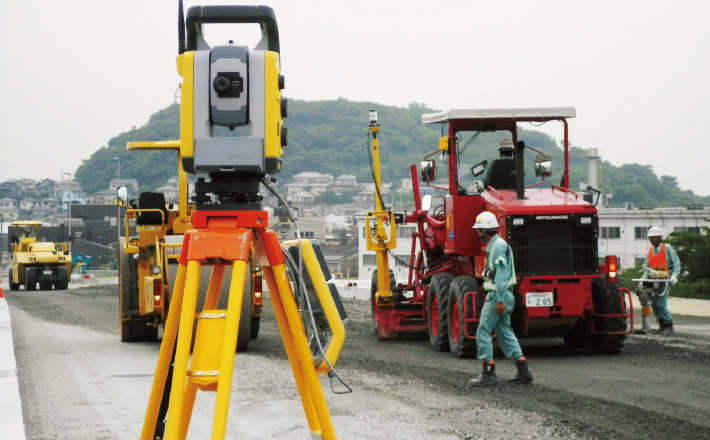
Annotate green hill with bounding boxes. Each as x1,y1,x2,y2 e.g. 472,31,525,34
75,99,710,206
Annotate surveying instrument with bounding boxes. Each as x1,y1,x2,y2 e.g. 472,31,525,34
140,5,347,439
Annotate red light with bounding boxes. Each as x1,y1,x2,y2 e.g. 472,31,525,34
605,255,618,282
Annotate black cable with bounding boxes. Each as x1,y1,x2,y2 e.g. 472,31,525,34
365,131,387,212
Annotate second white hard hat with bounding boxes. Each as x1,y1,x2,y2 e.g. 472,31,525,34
647,226,663,238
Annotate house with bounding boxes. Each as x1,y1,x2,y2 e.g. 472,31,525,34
52,180,82,198
155,184,179,203
19,198,37,211
0,197,17,209
109,179,139,194
40,197,59,210
287,189,316,204
86,189,117,205
285,172,334,197
61,191,87,211
36,178,57,195
334,175,357,188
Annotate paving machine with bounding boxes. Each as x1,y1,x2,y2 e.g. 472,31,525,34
367,109,633,356
7,221,71,291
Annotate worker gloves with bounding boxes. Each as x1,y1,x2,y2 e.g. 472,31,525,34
483,268,496,280
495,302,506,315
670,275,678,285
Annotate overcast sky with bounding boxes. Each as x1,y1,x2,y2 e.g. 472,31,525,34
1,1,709,195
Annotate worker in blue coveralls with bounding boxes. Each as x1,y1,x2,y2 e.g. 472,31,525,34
643,226,681,334
468,211,533,387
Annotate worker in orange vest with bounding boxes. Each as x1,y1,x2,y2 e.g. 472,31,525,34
643,226,681,334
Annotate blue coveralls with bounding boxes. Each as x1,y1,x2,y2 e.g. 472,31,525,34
643,242,681,324
475,234,524,362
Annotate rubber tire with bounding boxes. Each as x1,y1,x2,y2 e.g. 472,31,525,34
427,273,453,352
250,316,261,339
590,277,626,354
370,269,396,338
9,268,19,291
119,238,158,342
188,264,253,352
56,267,69,290
25,268,37,291
447,276,480,358
563,317,590,349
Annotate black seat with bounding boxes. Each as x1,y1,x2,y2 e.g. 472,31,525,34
137,192,168,225
485,159,516,190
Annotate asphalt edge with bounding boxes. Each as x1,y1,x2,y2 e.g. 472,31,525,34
0,296,27,440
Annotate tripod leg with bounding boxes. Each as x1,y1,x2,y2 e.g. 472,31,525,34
271,262,337,440
204,264,227,310
165,260,202,439
141,261,187,440
262,267,321,431
212,259,248,438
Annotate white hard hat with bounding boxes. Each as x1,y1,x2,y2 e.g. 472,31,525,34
647,226,663,238
473,211,499,229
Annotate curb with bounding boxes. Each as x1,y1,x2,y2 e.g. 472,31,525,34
0,296,26,440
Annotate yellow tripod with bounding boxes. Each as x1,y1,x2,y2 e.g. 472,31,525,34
141,210,345,439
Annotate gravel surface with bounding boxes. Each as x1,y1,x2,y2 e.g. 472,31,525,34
6,284,710,439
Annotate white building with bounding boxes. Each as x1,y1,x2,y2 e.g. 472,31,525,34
356,206,710,284
597,206,709,269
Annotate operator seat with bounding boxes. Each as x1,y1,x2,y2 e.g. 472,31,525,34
485,159,516,190
137,192,168,226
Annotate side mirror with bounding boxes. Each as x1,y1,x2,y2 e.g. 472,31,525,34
420,160,436,182
421,194,432,212
471,160,488,177
116,186,128,207
534,154,552,177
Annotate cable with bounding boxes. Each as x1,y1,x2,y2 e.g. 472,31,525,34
365,131,387,212
261,178,352,394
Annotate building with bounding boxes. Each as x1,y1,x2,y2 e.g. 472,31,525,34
109,179,139,194
597,206,710,269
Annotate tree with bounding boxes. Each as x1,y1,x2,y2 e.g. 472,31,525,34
667,226,710,299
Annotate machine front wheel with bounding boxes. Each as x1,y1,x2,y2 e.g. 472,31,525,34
447,276,480,358
427,273,453,352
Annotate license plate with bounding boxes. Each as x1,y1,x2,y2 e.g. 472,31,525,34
43,270,52,275
526,291,553,307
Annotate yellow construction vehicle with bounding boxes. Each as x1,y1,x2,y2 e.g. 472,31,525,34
117,143,263,345
7,221,71,291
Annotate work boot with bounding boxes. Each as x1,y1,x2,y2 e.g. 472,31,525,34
661,321,674,335
508,357,534,384
468,361,498,388
650,321,665,334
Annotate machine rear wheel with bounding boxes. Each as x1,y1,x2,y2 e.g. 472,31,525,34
56,267,69,290
447,276,479,358
427,273,453,352
9,268,19,291
119,238,158,342
250,316,261,339
25,268,37,291
590,277,626,354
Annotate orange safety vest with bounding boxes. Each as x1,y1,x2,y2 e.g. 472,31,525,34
648,243,668,272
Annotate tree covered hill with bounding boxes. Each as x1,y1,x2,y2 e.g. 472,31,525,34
75,99,710,206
